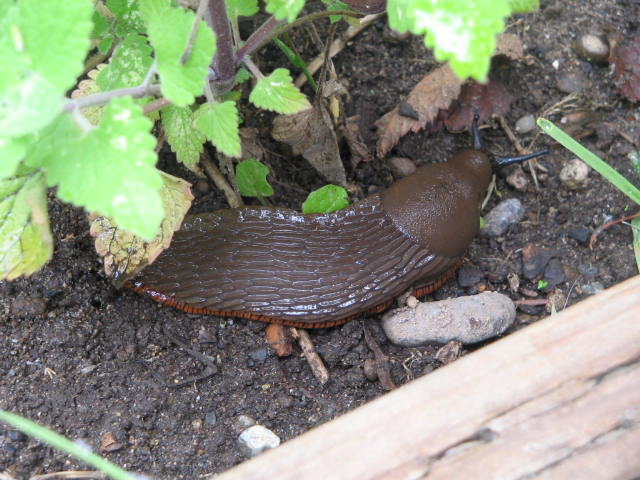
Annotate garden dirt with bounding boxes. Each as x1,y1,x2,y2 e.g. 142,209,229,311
1,0,639,478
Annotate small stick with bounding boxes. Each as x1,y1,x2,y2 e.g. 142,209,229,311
363,324,396,390
589,212,640,250
290,327,330,385
496,114,540,189
294,13,384,88
30,471,107,480
201,152,244,208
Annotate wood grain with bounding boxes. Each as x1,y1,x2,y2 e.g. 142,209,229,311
217,274,640,479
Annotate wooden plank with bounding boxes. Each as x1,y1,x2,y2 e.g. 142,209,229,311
217,275,640,479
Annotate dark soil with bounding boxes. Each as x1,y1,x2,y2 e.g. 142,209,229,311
2,1,639,478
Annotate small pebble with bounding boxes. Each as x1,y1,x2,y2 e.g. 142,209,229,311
522,244,555,280
578,263,599,280
363,358,378,381
574,34,610,65
204,411,217,426
481,198,525,237
457,265,484,288
543,258,565,288
546,290,567,313
388,157,417,178
506,167,529,191
568,225,591,244
560,158,590,189
238,425,281,457
556,70,587,94
515,114,536,134
234,414,256,433
581,281,604,295
435,340,462,365
248,348,268,364
382,292,516,346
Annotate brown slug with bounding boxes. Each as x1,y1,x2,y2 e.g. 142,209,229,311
127,117,546,328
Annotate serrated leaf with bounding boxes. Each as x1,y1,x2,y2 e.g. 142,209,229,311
143,1,216,106
226,0,259,21
0,0,93,138
302,185,349,213
0,170,53,280
97,34,153,90
70,64,107,125
161,104,206,169
195,101,241,158
387,0,511,81
90,171,193,282
234,67,252,85
109,0,147,37
249,68,311,114
38,98,163,239
264,0,305,23
236,158,273,197
0,135,28,179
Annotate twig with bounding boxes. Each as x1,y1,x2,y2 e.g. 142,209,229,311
143,97,171,115
30,471,107,480
363,324,396,390
295,13,384,88
589,212,640,250
290,328,329,385
181,0,209,64
200,153,244,208
62,83,162,113
496,114,540,190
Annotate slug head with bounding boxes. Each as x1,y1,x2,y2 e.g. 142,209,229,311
382,149,492,258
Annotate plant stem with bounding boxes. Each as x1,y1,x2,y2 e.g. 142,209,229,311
62,83,162,113
236,10,362,62
205,0,236,96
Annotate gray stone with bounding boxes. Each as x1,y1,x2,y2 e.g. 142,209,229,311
574,34,610,65
238,425,281,457
382,292,516,346
560,158,590,189
515,114,536,134
481,198,525,237
388,156,417,178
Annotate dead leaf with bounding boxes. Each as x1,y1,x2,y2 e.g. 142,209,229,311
375,33,524,157
375,64,462,157
611,33,640,102
265,324,294,357
443,79,514,132
435,340,463,365
90,172,193,284
272,105,347,186
342,115,373,165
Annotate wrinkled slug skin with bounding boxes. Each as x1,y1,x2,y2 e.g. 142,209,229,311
129,150,492,326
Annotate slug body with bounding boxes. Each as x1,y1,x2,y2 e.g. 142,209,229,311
129,150,492,328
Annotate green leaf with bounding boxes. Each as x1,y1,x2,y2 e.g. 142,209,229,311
264,0,305,22
161,104,206,169
632,217,640,274
325,0,350,23
109,0,147,37
226,0,259,21
302,184,349,213
249,68,311,114
0,170,53,280
38,98,163,239
236,158,273,197
97,34,153,90
0,0,93,137
195,101,241,158
0,135,28,179
91,171,194,280
234,67,252,85
142,0,217,106
387,0,511,81
508,0,539,13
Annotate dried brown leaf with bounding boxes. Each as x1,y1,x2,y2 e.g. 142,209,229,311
612,34,640,103
375,34,524,156
444,79,514,132
90,172,194,284
272,105,347,186
375,65,462,157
